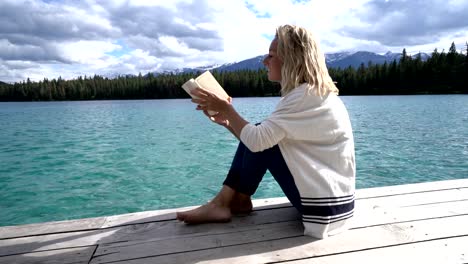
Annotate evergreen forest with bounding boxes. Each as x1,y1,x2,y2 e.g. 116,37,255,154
1,43,467,101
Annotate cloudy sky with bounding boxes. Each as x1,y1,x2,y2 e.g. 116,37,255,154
1,0,467,83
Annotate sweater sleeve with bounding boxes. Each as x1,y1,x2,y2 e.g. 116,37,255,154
239,120,286,152
239,87,306,152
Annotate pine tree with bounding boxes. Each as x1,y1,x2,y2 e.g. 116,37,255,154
400,48,408,64
447,42,457,65
464,42,468,92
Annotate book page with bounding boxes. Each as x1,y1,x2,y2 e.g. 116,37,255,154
194,71,229,100
181,71,229,115
181,79,200,99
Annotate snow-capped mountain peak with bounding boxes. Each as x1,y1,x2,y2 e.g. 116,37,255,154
156,51,431,75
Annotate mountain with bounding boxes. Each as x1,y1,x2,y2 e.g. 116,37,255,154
325,52,352,64
0,81,11,86
216,55,265,71
326,51,429,69
327,51,389,69
383,51,402,62
413,52,430,61
167,51,430,74
161,56,265,75
164,64,225,74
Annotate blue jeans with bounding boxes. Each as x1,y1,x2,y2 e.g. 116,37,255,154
223,141,303,213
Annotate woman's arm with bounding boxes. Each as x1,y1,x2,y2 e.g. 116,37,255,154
223,104,248,139
225,125,239,140
191,87,285,152
192,88,286,152
192,88,249,140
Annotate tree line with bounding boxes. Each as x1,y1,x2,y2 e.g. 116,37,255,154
332,42,468,95
0,42,467,101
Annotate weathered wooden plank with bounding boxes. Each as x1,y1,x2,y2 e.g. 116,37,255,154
114,214,468,264
2,187,467,258
356,178,468,199
100,179,468,228
99,206,301,244
1,179,466,241
0,217,107,240
0,202,269,239
95,179,468,230
251,197,291,210
101,198,293,229
281,236,468,264
0,207,300,257
0,246,96,264
90,221,305,263
352,199,468,228
97,197,468,254
0,229,114,257
64,185,468,233
352,188,468,227
5,194,462,259
0,179,466,264
357,186,468,207
101,206,196,228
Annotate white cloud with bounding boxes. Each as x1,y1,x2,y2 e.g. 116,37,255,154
129,0,192,10
59,41,121,64
340,0,468,47
0,0,467,83
157,36,195,56
209,0,272,62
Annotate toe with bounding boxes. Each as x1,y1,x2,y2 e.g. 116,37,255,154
176,212,185,221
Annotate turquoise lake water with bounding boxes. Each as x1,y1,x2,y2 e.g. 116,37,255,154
0,95,467,226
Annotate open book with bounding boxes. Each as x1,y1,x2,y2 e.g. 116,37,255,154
181,71,229,115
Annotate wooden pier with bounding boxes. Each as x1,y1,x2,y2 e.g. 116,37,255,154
1,179,468,264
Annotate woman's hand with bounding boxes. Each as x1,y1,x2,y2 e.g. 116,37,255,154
190,87,248,138
201,110,230,127
191,88,232,114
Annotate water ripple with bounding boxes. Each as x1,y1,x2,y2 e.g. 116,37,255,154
0,95,467,226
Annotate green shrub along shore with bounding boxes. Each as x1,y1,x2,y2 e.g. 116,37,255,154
1,43,467,101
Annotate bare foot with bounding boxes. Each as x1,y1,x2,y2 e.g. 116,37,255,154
176,202,232,224
230,192,253,215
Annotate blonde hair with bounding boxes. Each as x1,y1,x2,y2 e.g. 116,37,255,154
275,25,338,96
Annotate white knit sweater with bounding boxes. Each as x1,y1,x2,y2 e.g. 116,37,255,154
240,83,355,239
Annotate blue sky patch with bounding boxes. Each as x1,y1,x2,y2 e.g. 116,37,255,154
245,2,272,18
262,34,275,41
107,40,132,57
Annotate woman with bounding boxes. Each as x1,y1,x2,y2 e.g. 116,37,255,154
176,24,355,239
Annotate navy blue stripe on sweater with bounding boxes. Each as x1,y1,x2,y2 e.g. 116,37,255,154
303,210,354,221
301,194,354,203
301,199,354,205
301,200,354,217
303,213,354,225
301,194,354,200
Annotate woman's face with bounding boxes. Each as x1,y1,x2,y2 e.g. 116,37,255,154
263,38,282,82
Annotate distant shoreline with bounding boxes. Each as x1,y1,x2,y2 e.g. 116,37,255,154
1,46,467,101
